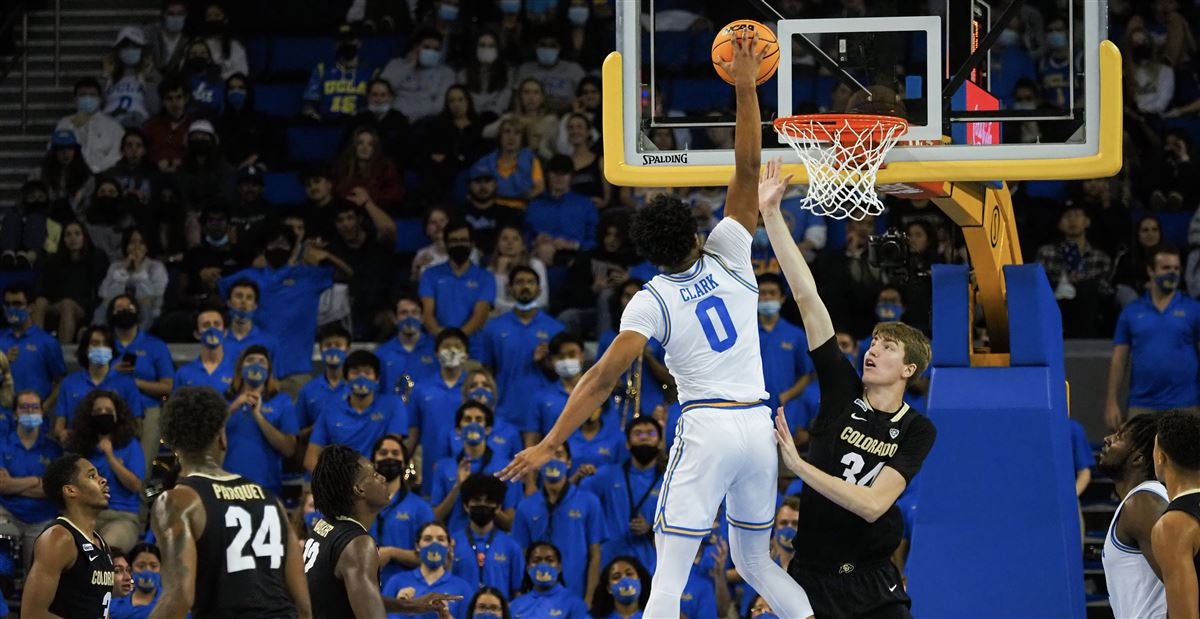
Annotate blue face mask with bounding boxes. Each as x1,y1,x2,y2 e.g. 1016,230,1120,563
438,3,459,20
500,0,521,14
242,362,269,387
322,348,347,368
540,460,567,484
610,576,641,604
567,6,589,25
462,422,487,446
88,346,114,367
998,28,1020,48
1156,272,1180,292
119,48,142,66
226,89,247,110
528,562,558,590
753,226,770,248
774,525,797,551
76,95,100,115
420,542,448,568
303,511,322,531
474,613,503,619
468,388,495,406
536,47,559,66
1046,31,1068,50
418,48,442,68
164,15,186,33
397,316,422,334
875,302,903,322
17,414,42,430
229,307,254,322
514,299,540,312
4,307,28,326
132,570,161,592
349,376,378,397
199,327,223,349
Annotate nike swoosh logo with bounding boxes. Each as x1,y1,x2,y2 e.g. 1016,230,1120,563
888,584,898,592
851,413,866,421
87,554,99,562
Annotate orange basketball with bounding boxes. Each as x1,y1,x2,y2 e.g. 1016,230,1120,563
711,20,779,86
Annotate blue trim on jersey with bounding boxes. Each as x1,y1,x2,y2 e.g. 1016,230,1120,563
727,515,775,531
1109,488,1165,555
680,399,766,413
643,283,672,347
704,251,758,293
661,256,706,283
655,414,698,538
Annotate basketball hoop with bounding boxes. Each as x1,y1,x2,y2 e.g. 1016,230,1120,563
774,114,909,221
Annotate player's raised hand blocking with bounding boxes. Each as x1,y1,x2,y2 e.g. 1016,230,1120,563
715,29,767,88
774,409,807,477
759,157,794,213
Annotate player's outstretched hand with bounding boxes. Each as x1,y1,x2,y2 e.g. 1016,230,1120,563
715,28,767,87
758,157,794,216
496,442,554,482
774,409,806,477
410,592,462,618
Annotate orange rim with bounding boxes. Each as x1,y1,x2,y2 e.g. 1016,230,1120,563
774,113,909,146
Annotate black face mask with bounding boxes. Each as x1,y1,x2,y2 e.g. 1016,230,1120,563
468,505,497,527
88,196,122,224
22,199,48,213
91,415,116,436
184,57,210,74
337,43,358,62
110,309,139,330
447,245,472,266
189,140,215,158
629,444,660,465
375,458,405,482
264,247,291,269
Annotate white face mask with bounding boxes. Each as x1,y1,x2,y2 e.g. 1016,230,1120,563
554,358,582,378
438,348,467,368
477,46,498,64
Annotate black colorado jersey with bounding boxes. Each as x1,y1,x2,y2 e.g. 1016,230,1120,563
792,336,937,567
1164,490,1200,609
178,473,297,619
304,516,370,619
38,517,114,619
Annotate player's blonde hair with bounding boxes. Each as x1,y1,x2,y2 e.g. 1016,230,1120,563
871,321,931,383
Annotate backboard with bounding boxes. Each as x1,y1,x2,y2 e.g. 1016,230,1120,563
605,0,1120,187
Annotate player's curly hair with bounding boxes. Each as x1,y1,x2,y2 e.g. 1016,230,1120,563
42,454,86,509
312,444,363,519
629,194,698,269
1122,414,1160,481
161,387,230,457
1157,410,1200,471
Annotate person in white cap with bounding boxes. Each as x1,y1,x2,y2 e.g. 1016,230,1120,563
102,26,161,128
55,77,124,174
176,119,236,207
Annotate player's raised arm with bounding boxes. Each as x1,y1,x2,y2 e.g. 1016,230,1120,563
759,158,835,347
717,29,767,233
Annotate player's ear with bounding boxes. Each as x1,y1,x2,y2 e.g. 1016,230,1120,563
902,363,916,379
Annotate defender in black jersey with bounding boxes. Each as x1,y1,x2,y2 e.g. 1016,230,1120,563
1150,410,1200,616
151,387,311,618
307,444,459,618
760,159,937,619
23,454,116,619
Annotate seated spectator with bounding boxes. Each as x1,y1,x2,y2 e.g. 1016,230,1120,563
1125,0,1196,68
483,79,558,160
2,283,66,399
40,129,92,209
410,206,462,280
81,177,133,263
301,25,376,123
295,322,350,432
172,308,235,393
70,389,144,552
1038,15,1071,110
175,37,225,117
989,20,1037,106
105,294,174,464
381,27,456,123
419,218,496,336
55,326,143,441
1036,204,1114,338
565,76,601,134
345,79,410,168
102,27,161,128
512,473,601,607
141,77,192,172
175,120,236,209
462,164,522,256
459,31,513,117
377,296,438,395
589,556,650,619
415,85,490,199
456,367,523,457
327,199,392,338
0,181,49,272
176,201,242,286
1117,217,1164,306
103,129,158,211
294,164,341,242
581,417,663,574
228,163,279,262
423,0,470,64
465,587,511,619
371,434,435,582
143,0,188,72
450,474,525,597
221,278,280,367
0,390,62,570
56,77,124,174
304,350,408,470
489,225,549,315
561,114,607,207
1127,26,1175,117
333,127,404,214
217,73,282,169
111,542,163,617
34,220,110,343
561,0,610,69
428,401,521,532
407,327,469,483
1150,130,1200,211
223,345,298,496
514,30,585,115
529,331,592,443
756,273,815,434
219,225,338,385
380,521,474,619
109,550,134,609
199,2,249,79
526,155,598,266
97,229,169,329
475,118,545,210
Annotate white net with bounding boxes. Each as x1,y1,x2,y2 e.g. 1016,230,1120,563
775,115,907,221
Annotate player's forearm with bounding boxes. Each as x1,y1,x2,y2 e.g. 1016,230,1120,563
543,365,621,448
764,212,834,344
793,459,887,522
733,80,761,179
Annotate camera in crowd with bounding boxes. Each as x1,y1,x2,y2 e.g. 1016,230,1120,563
868,228,927,282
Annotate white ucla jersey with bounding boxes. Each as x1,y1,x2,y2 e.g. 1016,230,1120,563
104,75,150,118
621,218,768,405
1103,480,1168,619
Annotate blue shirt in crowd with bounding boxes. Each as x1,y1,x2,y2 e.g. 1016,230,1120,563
0,431,62,523
428,452,523,533
381,568,474,619
372,489,436,585
0,325,65,399
759,318,815,430
566,422,627,475
509,583,589,619
56,370,144,419
418,262,496,330
223,392,299,496
444,421,520,463
377,335,439,396
408,373,466,485
1113,292,1200,409
224,326,282,377
511,485,605,598
473,310,564,430
89,438,145,513
220,265,334,378
524,191,599,250
172,353,236,394
309,394,408,458
450,525,526,597
595,330,665,416
295,373,348,429
581,461,662,573
108,590,159,619
112,330,174,411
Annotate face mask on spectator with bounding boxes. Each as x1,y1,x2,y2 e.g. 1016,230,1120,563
1046,31,1068,50
337,43,358,62
774,525,797,551
189,138,215,157
1012,100,1036,111
514,299,539,312
184,57,210,74
132,570,161,593
88,346,113,367
528,563,558,590
629,444,658,465
229,307,254,322
438,3,459,21
468,504,496,527
419,542,448,568
438,348,467,369
1156,272,1180,291
375,458,405,481
368,102,391,117
468,387,494,406
119,48,142,66
757,300,781,317
226,89,247,110
500,0,521,14
875,302,903,322
199,327,223,349
477,46,498,64
242,362,268,387
753,226,769,248
5,306,28,326
447,245,472,265
349,375,378,397
567,6,589,26
536,47,560,66
474,612,502,619
164,14,186,33
462,422,487,447
998,28,1020,47
322,348,347,368
418,48,442,68
397,316,422,335
553,358,581,379
76,95,100,115
264,247,291,268
111,308,139,330
91,414,117,436
17,413,42,431
540,460,567,484
207,232,230,246
611,577,640,604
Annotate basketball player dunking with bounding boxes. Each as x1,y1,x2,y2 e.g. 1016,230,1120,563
762,158,937,619
499,30,815,619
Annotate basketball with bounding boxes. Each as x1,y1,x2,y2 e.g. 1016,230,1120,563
711,20,779,85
